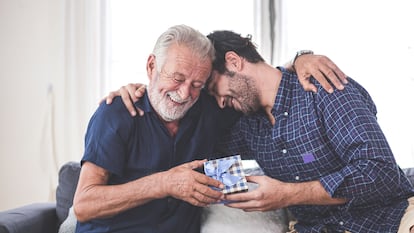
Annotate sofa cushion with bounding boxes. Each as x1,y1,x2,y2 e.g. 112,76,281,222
0,203,57,233
56,162,80,225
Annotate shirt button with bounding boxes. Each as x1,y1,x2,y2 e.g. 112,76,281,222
295,176,300,180
282,149,287,154
283,111,289,116
339,221,344,225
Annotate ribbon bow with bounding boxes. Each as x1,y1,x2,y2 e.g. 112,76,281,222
204,158,242,186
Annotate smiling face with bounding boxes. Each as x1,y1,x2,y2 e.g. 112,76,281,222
208,69,261,115
147,43,212,122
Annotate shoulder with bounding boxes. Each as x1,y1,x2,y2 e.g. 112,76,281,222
88,96,136,131
314,77,377,116
96,96,134,115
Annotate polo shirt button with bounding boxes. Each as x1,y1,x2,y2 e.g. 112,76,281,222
283,111,289,116
339,221,344,225
282,149,287,154
295,176,300,180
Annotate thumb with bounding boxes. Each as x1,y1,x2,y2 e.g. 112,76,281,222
246,175,262,183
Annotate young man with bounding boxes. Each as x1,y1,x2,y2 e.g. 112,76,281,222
206,30,414,233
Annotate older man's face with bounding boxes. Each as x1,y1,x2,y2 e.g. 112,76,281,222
147,44,212,122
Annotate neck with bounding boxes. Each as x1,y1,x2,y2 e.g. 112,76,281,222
253,63,282,125
153,108,180,137
164,121,179,137
159,118,179,137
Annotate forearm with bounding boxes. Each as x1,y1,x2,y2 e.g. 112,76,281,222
286,180,347,206
74,171,167,222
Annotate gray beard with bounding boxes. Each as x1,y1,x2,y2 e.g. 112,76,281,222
148,88,197,122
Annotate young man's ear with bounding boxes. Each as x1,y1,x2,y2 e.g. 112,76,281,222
224,51,243,72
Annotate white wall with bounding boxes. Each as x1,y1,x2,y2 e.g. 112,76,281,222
0,0,85,211
1,0,412,212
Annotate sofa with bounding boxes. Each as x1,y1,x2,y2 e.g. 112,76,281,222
0,161,80,233
1,161,413,233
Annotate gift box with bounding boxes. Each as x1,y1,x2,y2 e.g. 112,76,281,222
204,154,248,194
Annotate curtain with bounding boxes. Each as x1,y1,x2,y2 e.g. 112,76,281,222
61,0,108,162
255,0,288,66
43,0,109,200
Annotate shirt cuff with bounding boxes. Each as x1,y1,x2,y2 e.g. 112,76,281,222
319,165,356,197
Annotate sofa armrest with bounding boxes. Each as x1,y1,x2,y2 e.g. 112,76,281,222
0,203,57,233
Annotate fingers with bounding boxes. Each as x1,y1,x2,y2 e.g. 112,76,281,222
135,85,146,98
134,85,146,116
325,60,348,85
317,66,348,92
309,69,334,94
179,160,206,170
105,91,121,105
224,192,262,212
185,187,223,207
313,56,348,92
298,76,318,93
319,65,345,91
119,86,137,117
102,83,147,117
187,169,225,205
192,182,224,206
223,185,272,212
196,173,224,190
125,84,140,102
295,54,348,94
123,83,146,116
169,169,224,206
245,175,261,183
227,201,264,212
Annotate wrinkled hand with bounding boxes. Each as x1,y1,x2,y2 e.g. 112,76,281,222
100,83,146,116
164,160,224,207
224,175,289,212
294,54,348,93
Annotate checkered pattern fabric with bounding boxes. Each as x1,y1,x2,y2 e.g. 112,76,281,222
214,67,414,232
204,155,248,194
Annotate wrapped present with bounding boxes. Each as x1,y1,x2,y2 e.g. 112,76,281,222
204,154,248,194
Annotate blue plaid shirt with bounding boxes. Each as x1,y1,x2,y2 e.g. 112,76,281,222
216,67,414,233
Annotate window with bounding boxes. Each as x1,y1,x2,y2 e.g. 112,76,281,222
106,0,414,168
284,0,414,167
107,0,257,92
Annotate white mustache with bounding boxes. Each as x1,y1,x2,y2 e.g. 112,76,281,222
167,91,191,104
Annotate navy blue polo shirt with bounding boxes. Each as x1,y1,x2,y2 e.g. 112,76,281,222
76,90,238,233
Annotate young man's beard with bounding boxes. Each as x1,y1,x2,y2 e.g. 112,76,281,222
229,73,261,115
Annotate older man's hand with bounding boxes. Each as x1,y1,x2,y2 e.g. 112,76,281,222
163,160,224,207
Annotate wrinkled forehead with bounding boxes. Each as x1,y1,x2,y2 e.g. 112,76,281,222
163,63,211,85
163,44,213,80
